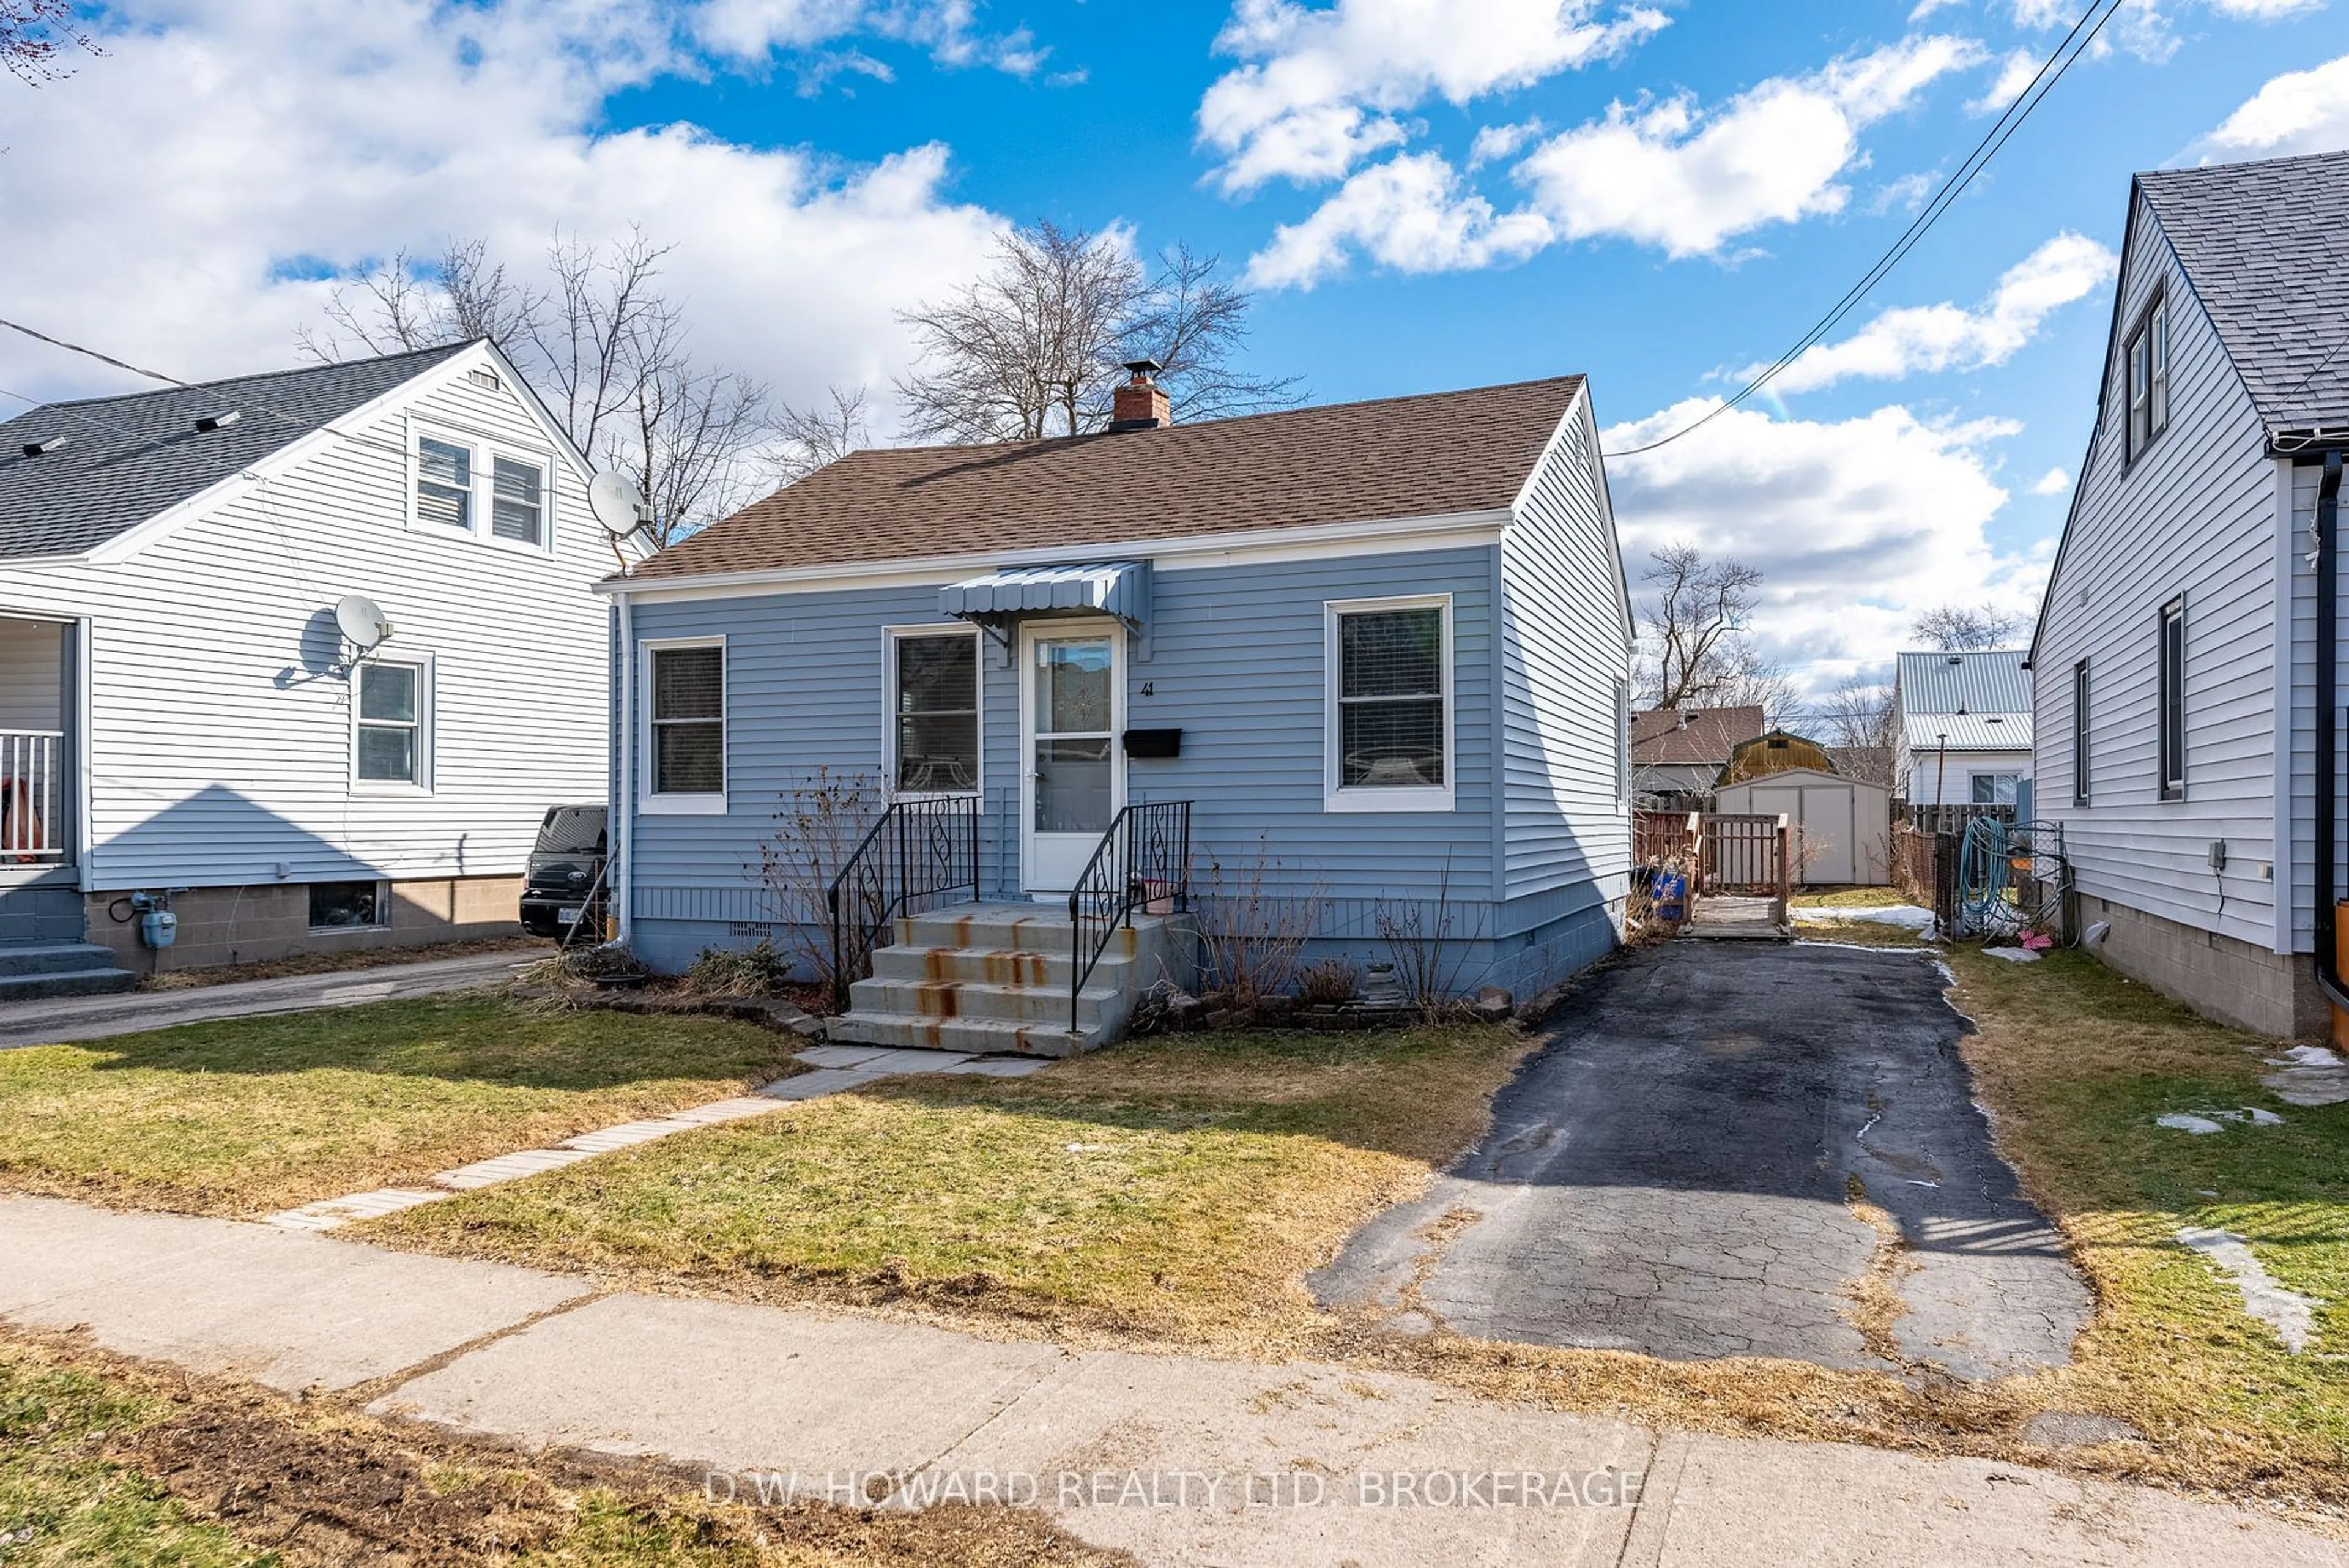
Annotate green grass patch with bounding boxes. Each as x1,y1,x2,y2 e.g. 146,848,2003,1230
0,997,796,1216
1950,946,2349,1471
0,1349,262,1567
369,1025,1527,1351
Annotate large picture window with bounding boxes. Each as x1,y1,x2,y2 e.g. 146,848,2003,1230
2159,598,2186,800
1326,595,1452,811
647,641,725,807
355,660,425,786
891,629,979,793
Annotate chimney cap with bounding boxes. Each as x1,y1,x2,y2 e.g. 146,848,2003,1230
1123,357,1163,381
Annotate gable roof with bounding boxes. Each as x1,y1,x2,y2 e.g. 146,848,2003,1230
1630,705,1765,767
1895,648,2030,716
0,341,476,561
1902,712,2032,751
628,374,1587,581
2137,152,2349,431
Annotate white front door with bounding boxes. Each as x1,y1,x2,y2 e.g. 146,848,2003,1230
1019,621,1125,894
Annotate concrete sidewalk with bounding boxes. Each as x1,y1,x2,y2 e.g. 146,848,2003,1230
1,1194,2336,1567
0,950,530,1049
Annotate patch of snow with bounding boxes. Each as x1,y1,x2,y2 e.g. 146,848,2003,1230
1983,946,2042,963
1792,904,1934,932
2270,1046,2343,1069
2158,1113,2227,1135
2243,1107,2285,1126
2175,1228,2324,1353
2262,1045,2349,1107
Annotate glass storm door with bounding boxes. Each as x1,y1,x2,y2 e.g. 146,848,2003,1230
1020,623,1123,893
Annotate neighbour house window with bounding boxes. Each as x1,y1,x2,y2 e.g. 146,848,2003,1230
2124,292,2169,463
308,880,385,931
1326,595,1452,810
413,426,553,549
354,660,426,787
2159,597,2186,800
2072,660,2091,806
647,642,725,804
890,629,979,793
1970,773,2021,807
490,456,544,545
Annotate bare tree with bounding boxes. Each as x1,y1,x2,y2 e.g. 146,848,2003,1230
300,229,776,549
1910,602,2027,650
3,0,97,86
1635,542,1796,719
895,222,1301,444
771,385,871,483
1811,674,1897,784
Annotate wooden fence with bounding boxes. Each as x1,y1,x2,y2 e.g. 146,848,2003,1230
1634,810,1701,866
1701,812,1790,896
1905,802,2016,837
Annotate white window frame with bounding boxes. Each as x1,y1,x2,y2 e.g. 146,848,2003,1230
406,417,557,555
884,623,983,800
349,652,433,795
640,635,727,814
1969,771,2021,808
1324,592,1456,813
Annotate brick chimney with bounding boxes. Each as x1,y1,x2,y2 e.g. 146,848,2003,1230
1108,358,1170,431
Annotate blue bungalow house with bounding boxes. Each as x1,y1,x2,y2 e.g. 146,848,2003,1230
602,365,1633,1053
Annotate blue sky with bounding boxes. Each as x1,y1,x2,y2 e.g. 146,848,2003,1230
7,1,2348,692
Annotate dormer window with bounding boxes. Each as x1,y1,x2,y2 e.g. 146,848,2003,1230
2124,291,2169,463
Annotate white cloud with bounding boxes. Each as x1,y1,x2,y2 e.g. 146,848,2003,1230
1967,47,2040,114
1757,231,2117,393
2200,53,2349,156
1513,35,1984,259
1247,152,1553,288
694,0,1049,80
0,1,1006,425
1467,117,1545,169
1604,399,2041,696
1198,0,1669,192
2030,466,2073,495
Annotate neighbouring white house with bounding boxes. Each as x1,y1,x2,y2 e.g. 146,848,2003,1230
2029,149,2349,1039
0,341,623,995
1893,649,2034,811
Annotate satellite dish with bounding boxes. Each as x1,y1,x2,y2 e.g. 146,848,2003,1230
335,593,392,653
588,469,648,536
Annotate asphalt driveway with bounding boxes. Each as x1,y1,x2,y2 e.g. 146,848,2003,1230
1313,941,2091,1378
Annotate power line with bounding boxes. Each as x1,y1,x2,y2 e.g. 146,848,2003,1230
1603,0,2128,459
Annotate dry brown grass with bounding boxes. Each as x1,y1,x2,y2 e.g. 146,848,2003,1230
0,1325,1130,1567
138,936,548,990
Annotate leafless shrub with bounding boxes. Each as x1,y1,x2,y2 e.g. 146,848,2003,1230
683,940,789,997
1195,838,1323,1006
1296,956,1361,1007
1375,856,1471,1021
757,767,888,1005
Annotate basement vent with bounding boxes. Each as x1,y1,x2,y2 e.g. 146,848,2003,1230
729,921,777,940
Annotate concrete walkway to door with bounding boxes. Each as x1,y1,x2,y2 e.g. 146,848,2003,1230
1315,942,2092,1380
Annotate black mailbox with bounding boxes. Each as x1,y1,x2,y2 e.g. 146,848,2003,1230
1123,727,1182,759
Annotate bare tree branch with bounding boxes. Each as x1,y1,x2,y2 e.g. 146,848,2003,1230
2,0,98,87
1910,603,2028,650
1123,242,1305,422
771,385,871,483
1633,543,1800,726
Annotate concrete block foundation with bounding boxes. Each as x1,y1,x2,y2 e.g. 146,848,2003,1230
2076,893,2327,1041
84,875,526,978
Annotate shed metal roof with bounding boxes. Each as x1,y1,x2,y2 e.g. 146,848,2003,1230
1896,648,2032,715
1902,713,2032,751
0,341,475,560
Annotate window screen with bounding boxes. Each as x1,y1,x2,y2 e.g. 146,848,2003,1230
1337,605,1445,790
894,633,978,792
417,437,472,529
491,456,543,544
651,645,724,795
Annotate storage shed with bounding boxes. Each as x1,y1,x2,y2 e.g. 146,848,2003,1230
1715,767,1892,886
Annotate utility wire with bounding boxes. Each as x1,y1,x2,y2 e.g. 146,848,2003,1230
1604,0,2128,459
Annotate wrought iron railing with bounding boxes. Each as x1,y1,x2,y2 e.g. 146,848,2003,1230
1066,800,1192,1035
826,796,981,1012
1,729,64,861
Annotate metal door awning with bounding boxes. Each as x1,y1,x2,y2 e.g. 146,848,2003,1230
940,561,1152,654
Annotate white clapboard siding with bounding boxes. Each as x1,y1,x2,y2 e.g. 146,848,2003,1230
2033,189,2283,951
0,351,611,890
1499,388,1633,902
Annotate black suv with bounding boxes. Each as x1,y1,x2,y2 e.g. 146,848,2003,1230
520,805,608,937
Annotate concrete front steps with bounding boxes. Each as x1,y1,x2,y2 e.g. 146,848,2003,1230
0,942,137,1003
831,902,1189,1057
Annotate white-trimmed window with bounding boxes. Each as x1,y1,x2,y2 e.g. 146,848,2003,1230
1969,772,2021,807
1326,593,1453,811
2071,659,2091,806
352,657,430,790
2124,291,2169,463
644,638,726,812
2159,596,2186,801
888,626,981,795
411,422,554,551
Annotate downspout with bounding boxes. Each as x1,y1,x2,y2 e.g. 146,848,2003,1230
615,589,635,949
2314,451,2349,1011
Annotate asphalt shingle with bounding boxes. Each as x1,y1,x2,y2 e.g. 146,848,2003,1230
0,341,474,560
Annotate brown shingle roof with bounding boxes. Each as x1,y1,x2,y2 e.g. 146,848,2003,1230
629,374,1586,580
1630,706,1765,767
